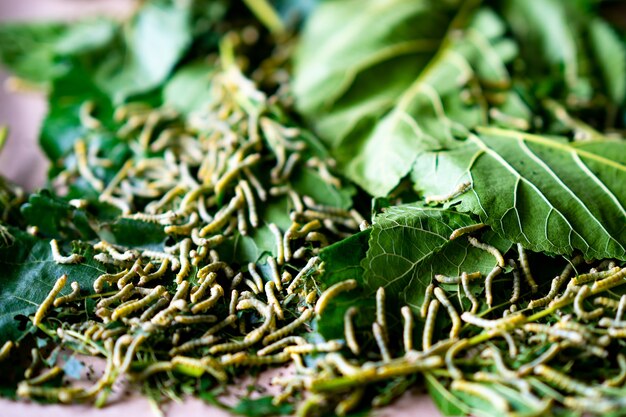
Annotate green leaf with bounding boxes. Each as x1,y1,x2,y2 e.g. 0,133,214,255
231,396,294,417
362,204,512,313
588,18,626,104
291,167,355,210
411,127,626,260
293,2,529,196
425,373,468,417
94,1,193,103
0,229,104,343
163,62,214,115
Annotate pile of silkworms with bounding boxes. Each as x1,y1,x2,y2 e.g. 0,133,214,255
3,63,626,416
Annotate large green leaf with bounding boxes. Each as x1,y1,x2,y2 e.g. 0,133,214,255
362,205,511,313
411,127,626,260
588,18,626,105
293,1,530,196
0,229,104,343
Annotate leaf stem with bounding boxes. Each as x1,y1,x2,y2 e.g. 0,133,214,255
242,0,285,36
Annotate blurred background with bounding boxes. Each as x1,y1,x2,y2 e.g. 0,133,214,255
0,0,134,190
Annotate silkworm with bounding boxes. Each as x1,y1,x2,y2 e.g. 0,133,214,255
283,223,298,262
517,243,538,293
335,388,364,417
523,323,584,344
305,232,328,247
214,153,261,196
484,266,502,307
302,196,350,217
33,274,67,326
139,297,168,321
375,287,389,343
268,223,284,265
604,354,626,387
343,307,360,355
223,351,291,367
435,271,481,284
563,397,616,414
151,299,187,326
243,167,267,201
467,236,505,267
449,223,486,240
137,259,169,285
420,284,435,318
315,279,357,316
400,306,414,352
74,139,104,191
608,328,626,337
191,272,217,303
228,289,239,316
133,361,173,381
97,283,134,309
53,281,81,307
125,210,179,226
594,296,620,309
425,182,471,204
534,364,599,397
191,284,224,314
450,380,508,412
572,266,621,285
145,184,186,214
287,256,320,294
423,300,440,350
0,341,13,362
266,256,282,291
460,272,479,314
94,240,137,262
16,382,81,403
111,285,166,320
433,287,461,339
50,239,83,265
116,261,141,289
284,340,342,354
574,285,604,320
265,281,283,320
372,323,391,362
445,339,469,380
263,308,313,345
100,328,126,340
169,335,220,356
508,259,521,303
248,262,264,292
164,212,199,236
483,347,516,379
27,366,63,386
203,314,238,337
244,278,261,294
460,312,525,330
592,267,626,293
198,192,244,237
142,250,180,271
257,336,307,356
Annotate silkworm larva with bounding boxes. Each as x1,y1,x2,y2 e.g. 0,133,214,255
169,335,220,356
33,274,67,326
484,266,502,307
244,309,276,344
372,322,391,362
208,339,256,355
335,388,364,417
191,229,225,249
420,284,435,318
423,300,440,350
574,285,604,320
222,351,291,366
483,347,516,379
460,312,525,330
425,182,471,204
243,166,267,201
467,236,505,267
164,212,199,236
214,153,261,196
0,341,13,362
433,287,461,339
97,283,134,310
94,240,137,261
594,296,620,309
534,364,600,397
191,285,224,314
508,259,521,303
237,297,270,317
17,382,82,403
151,299,187,326
450,380,508,412
323,352,364,377
616,295,626,322
100,328,126,340
572,266,621,285
281,271,292,284
171,356,211,378
343,307,360,355
460,272,479,314
228,289,239,316
563,397,616,415
375,287,389,342
237,179,259,227
592,267,626,293
133,361,173,381
287,256,320,294
139,297,168,322
449,223,486,240
111,285,166,320
53,281,81,307
263,308,313,345
435,271,481,284
400,306,414,352
50,239,83,265
604,354,626,387
315,279,357,316
608,328,626,337
74,139,104,191
517,243,538,293
284,340,343,354
27,366,63,386
174,239,191,284
198,192,244,237
203,314,238,337
523,323,583,344
191,272,217,303
265,281,284,320
248,262,265,292
266,256,282,291
445,339,469,380
137,259,170,285
257,336,307,356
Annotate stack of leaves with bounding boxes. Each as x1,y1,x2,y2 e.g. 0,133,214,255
0,0,625,416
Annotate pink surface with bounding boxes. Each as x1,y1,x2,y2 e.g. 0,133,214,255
0,1,442,415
